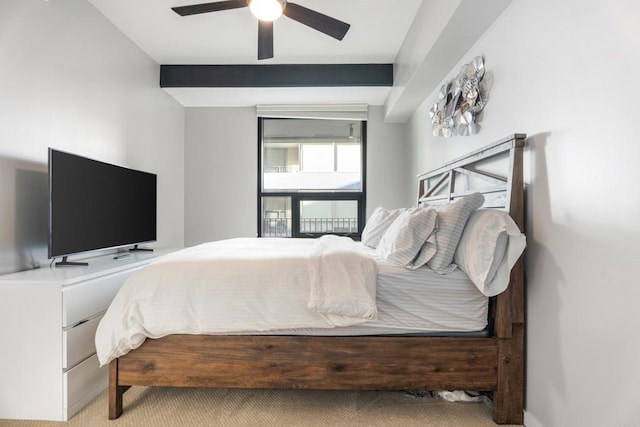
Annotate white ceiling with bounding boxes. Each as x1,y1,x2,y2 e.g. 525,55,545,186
87,0,422,107
87,0,423,65
87,0,513,118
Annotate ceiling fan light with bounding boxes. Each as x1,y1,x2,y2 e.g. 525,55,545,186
249,0,285,22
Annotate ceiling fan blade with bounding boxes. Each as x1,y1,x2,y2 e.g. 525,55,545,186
283,2,350,41
172,0,248,16
258,20,274,60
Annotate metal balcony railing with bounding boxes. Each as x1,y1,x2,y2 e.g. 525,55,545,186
262,218,292,237
262,217,358,237
300,218,358,234
264,165,299,173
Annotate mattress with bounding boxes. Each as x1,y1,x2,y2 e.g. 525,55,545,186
254,253,489,336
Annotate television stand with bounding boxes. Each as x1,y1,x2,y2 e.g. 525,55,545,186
55,256,89,267
0,249,172,421
129,245,153,252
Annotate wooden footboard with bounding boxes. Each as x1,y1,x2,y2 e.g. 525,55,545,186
110,335,499,415
109,333,522,424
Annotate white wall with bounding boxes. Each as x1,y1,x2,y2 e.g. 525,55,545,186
184,107,258,244
407,1,640,426
0,0,185,274
366,107,410,210
184,105,408,245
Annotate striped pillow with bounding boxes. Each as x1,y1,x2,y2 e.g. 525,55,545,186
425,192,485,274
454,209,526,296
361,207,403,249
376,207,438,269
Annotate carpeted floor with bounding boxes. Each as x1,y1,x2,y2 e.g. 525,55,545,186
0,387,521,427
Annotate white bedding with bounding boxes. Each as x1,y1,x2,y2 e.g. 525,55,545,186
95,236,377,365
96,236,488,366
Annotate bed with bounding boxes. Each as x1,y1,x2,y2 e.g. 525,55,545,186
102,133,526,425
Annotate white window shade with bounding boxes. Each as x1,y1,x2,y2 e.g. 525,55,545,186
256,104,368,121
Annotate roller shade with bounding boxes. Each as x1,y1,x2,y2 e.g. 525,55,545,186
256,104,368,121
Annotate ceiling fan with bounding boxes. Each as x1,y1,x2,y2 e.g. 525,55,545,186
171,0,351,60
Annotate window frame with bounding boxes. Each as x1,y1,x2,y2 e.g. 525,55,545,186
257,117,367,239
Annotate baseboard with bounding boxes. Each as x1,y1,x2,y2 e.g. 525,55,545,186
523,409,544,427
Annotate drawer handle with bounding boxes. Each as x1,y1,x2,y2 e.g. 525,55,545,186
72,319,89,328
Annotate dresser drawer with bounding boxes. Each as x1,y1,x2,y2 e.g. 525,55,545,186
63,315,102,370
64,354,107,419
62,267,140,327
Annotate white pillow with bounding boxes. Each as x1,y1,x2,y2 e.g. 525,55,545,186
425,192,485,274
376,207,438,269
361,207,402,248
454,209,526,296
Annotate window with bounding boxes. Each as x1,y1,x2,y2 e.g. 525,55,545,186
258,118,366,238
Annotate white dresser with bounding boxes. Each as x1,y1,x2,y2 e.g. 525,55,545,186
0,249,170,421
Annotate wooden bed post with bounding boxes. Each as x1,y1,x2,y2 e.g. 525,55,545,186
492,137,525,424
109,359,125,420
493,262,525,424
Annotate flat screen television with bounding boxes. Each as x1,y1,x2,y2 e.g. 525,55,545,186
48,148,157,266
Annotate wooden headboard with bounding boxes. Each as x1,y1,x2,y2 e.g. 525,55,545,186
417,133,526,232
418,132,526,337
417,134,527,421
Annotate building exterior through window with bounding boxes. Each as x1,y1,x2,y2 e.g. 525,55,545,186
258,118,366,238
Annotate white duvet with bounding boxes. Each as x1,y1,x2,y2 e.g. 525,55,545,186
95,236,378,366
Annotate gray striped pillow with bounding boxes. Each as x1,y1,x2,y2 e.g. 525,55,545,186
375,207,438,269
361,207,403,248
426,192,485,274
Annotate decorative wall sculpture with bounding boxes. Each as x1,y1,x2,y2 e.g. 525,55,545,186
430,56,488,138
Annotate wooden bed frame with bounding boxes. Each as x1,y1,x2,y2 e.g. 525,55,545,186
109,134,526,425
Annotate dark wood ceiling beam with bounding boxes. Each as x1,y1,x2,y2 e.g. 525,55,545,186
160,64,393,88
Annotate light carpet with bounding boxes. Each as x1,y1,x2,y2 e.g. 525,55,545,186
0,387,521,427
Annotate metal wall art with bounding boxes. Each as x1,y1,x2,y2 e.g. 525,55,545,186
430,56,488,138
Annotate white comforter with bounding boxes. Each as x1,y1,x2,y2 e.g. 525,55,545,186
95,236,378,366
